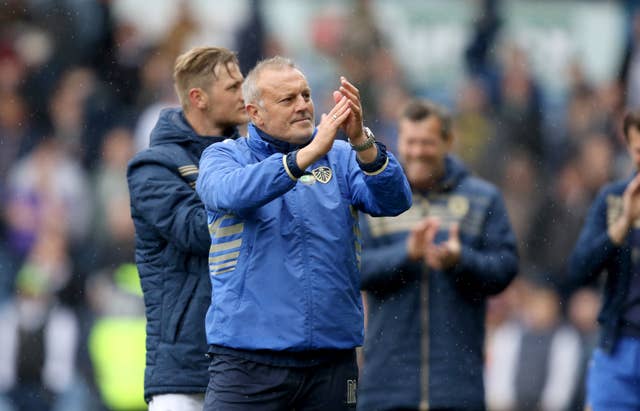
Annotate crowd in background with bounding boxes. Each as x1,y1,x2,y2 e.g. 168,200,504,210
0,0,639,410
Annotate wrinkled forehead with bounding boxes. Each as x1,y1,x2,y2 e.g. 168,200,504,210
258,67,310,96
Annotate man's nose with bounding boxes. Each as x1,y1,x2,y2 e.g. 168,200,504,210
294,95,310,110
410,145,429,157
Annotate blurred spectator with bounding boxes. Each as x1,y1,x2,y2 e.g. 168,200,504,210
577,133,616,200
0,62,30,223
494,45,545,164
131,49,181,152
234,0,267,75
0,46,26,94
85,222,144,411
0,227,92,411
5,136,92,250
71,125,142,411
91,126,135,236
452,77,494,171
132,5,200,152
336,0,408,147
86,262,145,411
47,67,97,157
499,149,543,270
464,0,502,106
466,42,546,185
621,9,640,109
526,154,591,286
0,91,38,193
485,276,581,411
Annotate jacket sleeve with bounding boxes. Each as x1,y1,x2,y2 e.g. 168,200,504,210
346,148,412,217
359,216,421,291
450,191,518,296
127,153,210,255
568,188,618,289
196,142,296,215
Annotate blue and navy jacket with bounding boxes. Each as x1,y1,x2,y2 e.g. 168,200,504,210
195,124,411,352
358,156,518,411
127,108,238,399
569,174,636,352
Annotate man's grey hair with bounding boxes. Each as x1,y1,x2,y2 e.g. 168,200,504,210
242,56,298,107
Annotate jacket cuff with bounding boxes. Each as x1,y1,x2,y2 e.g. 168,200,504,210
357,142,389,175
283,150,305,180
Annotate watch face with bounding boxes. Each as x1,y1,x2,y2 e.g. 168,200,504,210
364,127,375,140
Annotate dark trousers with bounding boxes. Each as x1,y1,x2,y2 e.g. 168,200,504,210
203,351,358,411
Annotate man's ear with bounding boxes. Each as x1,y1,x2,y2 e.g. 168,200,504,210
188,88,207,110
246,103,263,126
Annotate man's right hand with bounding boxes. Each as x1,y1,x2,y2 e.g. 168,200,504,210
296,96,351,170
407,218,431,261
609,173,640,245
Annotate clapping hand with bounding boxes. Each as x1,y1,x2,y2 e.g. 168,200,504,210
332,76,364,142
423,217,461,270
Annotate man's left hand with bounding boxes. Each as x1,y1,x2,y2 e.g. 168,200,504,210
424,219,461,270
333,76,364,142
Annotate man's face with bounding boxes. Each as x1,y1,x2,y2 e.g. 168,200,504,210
203,62,248,128
248,67,315,144
628,126,640,169
397,115,451,190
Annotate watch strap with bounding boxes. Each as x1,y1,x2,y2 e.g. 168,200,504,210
349,127,375,152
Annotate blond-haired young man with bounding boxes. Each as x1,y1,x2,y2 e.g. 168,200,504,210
127,46,247,411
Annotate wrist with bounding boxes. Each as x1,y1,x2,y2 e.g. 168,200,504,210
297,144,323,169
348,132,366,146
349,127,375,152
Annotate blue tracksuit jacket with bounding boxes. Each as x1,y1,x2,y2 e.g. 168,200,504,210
196,124,412,351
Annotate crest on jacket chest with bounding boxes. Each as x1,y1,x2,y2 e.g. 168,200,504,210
312,166,332,184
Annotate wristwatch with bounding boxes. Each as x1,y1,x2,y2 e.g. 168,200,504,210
349,127,376,152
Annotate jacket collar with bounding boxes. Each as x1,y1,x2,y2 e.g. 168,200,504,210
417,155,469,195
246,123,313,155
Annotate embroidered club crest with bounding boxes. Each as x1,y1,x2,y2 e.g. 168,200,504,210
448,195,469,218
312,166,332,184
